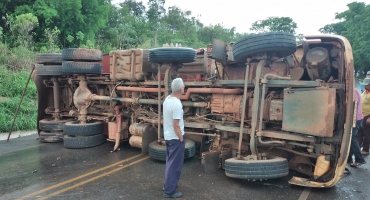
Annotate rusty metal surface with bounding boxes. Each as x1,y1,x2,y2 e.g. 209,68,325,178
269,99,283,121
109,49,148,81
282,87,336,137
211,39,226,61
211,94,242,121
201,151,221,173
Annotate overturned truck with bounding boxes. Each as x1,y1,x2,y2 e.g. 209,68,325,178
33,32,355,187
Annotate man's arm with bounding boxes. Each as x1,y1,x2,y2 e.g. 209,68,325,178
173,119,183,142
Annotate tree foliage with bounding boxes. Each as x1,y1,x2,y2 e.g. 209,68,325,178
250,16,297,34
319,2,370,72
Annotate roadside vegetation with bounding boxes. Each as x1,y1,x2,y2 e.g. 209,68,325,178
0,0,369,131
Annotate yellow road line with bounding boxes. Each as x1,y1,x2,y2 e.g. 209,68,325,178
18,153,144,199
38,156,150,200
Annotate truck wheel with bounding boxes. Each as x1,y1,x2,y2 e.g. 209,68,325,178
232,32,296,62
148,47,197,63
62,61,103,74
35,64,63,76
39,118,68,132
35,53,63,64
62,48,103,61
64,134,105,149
63,120,104,136
39,131,63,143
225,156,289,179
148,139,196,161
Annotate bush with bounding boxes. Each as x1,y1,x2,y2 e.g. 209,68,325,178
0,65,37,132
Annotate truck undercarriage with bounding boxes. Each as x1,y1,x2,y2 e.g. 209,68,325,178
33,32,354,187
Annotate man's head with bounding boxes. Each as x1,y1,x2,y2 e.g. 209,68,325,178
366,71,370,78
171,78,185,94
361,78,370,90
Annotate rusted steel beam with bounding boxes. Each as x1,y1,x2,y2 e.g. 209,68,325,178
256,131,315,143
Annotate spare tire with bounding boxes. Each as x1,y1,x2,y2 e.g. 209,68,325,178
62,61,103,74
35,53,63,64
64,134,105,149
148,47,197,63
62,48,103,61
225,156,289,180
35,64,63,76
39,118,69,132
232,32,296,62
39,131,63,143
63,120,104,136
148,139,196,161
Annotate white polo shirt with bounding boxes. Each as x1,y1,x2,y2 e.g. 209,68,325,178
163,95,184,140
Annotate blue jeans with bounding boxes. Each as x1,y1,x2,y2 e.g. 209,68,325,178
348,119,366,163
164,138,185,195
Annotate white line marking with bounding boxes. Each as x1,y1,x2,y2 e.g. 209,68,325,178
298,187,311,200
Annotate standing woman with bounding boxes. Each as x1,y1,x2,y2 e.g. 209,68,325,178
358,78,370,155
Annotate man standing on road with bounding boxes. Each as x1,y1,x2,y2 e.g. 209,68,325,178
358,78,370,156
348,88,366,167
163,78,185,198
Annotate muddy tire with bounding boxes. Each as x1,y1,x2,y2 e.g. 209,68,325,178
63,120,104,136
62,61,103,74
232,32,296,62
35,53,63,64
225,156,289,179
39,118,69,132
148,139,196,161
62,48,103,61
64,134,105,149
39,131,64,143
148,47,197,63
35,64,63,76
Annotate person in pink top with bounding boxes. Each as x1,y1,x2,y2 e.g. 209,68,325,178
348,88,366,167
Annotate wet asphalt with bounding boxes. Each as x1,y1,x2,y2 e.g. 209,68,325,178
0,135,369,200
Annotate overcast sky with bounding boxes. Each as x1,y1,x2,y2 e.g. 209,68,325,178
113,0,370,35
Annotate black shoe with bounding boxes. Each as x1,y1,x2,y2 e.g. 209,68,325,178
163,191,182,198
344,167,351,175
350,162,366,167
163,184,178,191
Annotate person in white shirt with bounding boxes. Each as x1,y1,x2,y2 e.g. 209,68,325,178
163,78,185,198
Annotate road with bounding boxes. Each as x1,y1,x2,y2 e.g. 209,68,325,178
0,135,369,200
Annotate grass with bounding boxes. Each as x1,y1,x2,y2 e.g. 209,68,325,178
0,65,37,132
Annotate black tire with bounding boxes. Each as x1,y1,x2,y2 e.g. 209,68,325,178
232,32,296,62
62,61,103,74
35,53,63,64
63,120,104,136
39,131,63,143
148,139,196,161
63,134,105,149
148,47,197,63
225,156,289,180
35,64,63,76
39,118,69,132
62,48,103,61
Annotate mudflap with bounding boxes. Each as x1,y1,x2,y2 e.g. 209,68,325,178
141,129,158,154
201,151,220,173
220,147,232,169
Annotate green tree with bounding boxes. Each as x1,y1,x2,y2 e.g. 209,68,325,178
146,0,166,47
319,2,370,72
197,24,236,45
44,26,60,52
161,6,203,47
8,13,39,48
76,31,84,47
250,16,297,34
